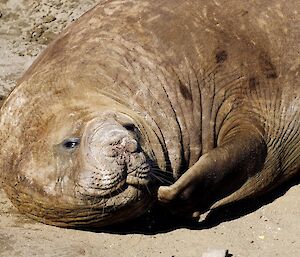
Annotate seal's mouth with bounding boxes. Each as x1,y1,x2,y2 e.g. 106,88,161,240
126,175,149,187
75,159,153,199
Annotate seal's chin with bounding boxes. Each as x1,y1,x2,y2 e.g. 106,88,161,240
68,163,154,228
18,162,154,228
20,183,154,228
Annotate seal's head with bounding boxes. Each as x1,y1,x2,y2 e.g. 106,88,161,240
0,85,162,227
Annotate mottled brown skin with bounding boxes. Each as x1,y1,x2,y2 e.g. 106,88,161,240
0,0,299,227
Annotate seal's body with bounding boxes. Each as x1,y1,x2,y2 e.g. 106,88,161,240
0,0,299,227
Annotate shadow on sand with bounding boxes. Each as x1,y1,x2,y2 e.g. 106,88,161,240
82,174,300,235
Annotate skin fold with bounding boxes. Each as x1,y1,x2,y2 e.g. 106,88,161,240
0,0,299,227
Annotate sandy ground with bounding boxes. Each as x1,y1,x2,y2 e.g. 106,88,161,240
0,1,299,256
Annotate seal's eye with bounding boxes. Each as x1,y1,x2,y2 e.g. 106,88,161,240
62,138,80,149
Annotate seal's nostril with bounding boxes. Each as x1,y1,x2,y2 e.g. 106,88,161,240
125,140,138,153
123,123,135,131
105,148,118,157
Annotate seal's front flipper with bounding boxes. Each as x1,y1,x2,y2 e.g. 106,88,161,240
158,122,267,218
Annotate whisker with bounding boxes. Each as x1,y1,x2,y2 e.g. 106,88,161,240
151,174,173,184
150,173,173,185
110,192,117,212
151,169,173,178
116,187,123,194
151,168,173,175
102,199,106,215
145,185,152,196
151,170,174,184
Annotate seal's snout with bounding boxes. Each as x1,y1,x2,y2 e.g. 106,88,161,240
83,117,140,158
77,116,151,197
103,136,138,157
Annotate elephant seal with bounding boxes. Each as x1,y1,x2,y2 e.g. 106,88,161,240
0,0,299,227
